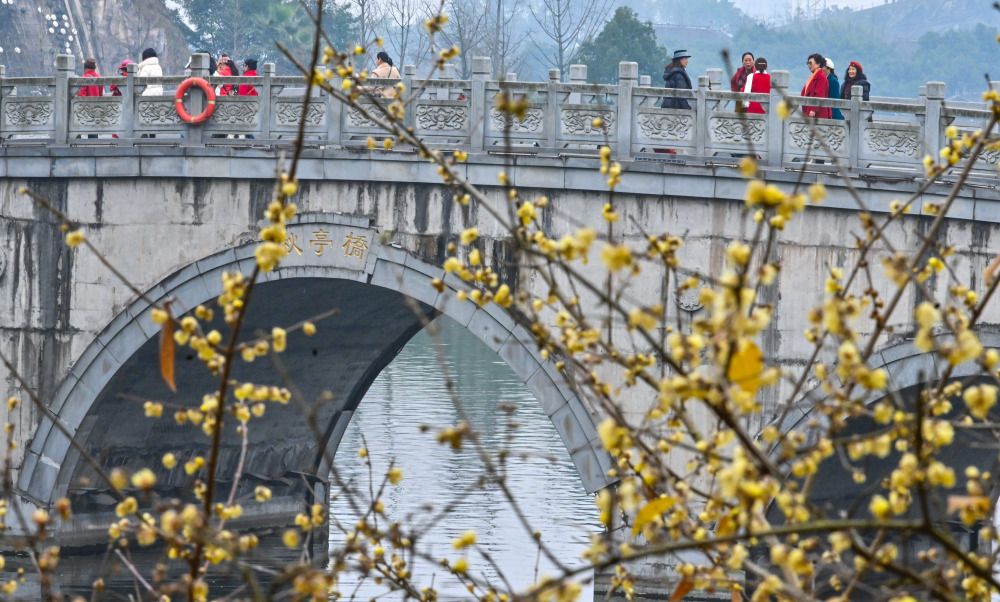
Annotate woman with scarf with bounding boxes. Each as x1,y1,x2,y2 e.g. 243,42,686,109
841,61,871,101
800,53,831,119
730,52,754,92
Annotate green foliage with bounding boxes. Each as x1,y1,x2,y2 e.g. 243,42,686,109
577,7,671,84
169,0,358,74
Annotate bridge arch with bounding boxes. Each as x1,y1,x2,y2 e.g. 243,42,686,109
19,213,613,525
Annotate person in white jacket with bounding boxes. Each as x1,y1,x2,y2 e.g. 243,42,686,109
137,48,163,96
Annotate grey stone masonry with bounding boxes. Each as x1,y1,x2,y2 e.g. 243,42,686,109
3,55,999,180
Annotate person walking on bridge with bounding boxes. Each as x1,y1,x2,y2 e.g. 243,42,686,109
137,48,163,96
371,51,400,98
660,50,693,110
800,53,830,119
109,60,132,96
730,52,754,92
824,59,844,119
78,58,103,97
239,58,259,97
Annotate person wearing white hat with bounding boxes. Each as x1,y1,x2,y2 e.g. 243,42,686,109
823,58,844,120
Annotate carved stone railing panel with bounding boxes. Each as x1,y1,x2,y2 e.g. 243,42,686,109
489,107,544,134
4,100,55,127
137,101,184,125
787,122,848,153
415,103,468,132
709,116,766,145
274,101,326,127
208,100,259,126
70,99,122,128
635,111,694,142
344,104,380,129
560,107,615,137
863,127,921,158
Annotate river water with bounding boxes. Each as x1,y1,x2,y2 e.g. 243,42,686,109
330,315,599,598
13,316,598,599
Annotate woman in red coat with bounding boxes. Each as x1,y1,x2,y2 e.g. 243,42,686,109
743,57,770,114
78,58,103,97
800,53,831,119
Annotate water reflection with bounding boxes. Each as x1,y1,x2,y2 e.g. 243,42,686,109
330,315,599,598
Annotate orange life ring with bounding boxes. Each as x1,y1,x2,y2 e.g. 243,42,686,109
174,77,216,124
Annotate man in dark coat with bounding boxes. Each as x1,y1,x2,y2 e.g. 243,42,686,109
661,50,693,110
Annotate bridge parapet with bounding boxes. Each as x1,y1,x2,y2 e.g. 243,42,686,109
2,55,999,182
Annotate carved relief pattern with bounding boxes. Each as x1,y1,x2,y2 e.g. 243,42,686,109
416,105,468,131
637,113,693,141
788,123,846,151
710,118,765,144
72,101,122,126
4,101,54,126
210,102,259,125
275,102,325,126
138,101,182,124
561,109,615,135
346,105,378,128
976,147,1000,166
489,108,543,133
864,129,919,156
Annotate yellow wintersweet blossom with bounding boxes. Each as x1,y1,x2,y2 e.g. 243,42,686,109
777,101,790,119
162,453,176,469
272,327,287,353
388,467,403,484
494,284,513,308
65,230,85,247
963,384,997,419
453,530,477,549
601,244,633,271
283,529,301,548
460,228,479,245
517,201,537,225
143,401,163,418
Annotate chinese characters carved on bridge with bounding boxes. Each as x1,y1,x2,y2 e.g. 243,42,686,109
283,229,368,263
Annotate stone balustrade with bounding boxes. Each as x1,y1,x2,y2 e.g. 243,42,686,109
2,54,999,181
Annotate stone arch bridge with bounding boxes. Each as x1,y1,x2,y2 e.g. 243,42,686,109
2,56,1000,549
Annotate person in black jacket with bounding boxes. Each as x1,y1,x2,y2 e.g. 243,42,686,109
661,50,693,109
841,61,871,101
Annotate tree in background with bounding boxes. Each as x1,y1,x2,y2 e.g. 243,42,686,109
527,0,614,78
576,7,670,84
169,0,359,73
381,0,433,71
439,0,527,78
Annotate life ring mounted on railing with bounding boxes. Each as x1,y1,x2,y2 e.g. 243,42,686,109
174,78,216,124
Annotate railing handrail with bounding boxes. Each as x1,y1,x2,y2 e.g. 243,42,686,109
2,54,998,181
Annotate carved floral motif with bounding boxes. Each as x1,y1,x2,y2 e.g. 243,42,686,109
864,129,919,156
4,101,54,126
416,105,467,131
710,118,765,144
637,113,693,141
275,102,325,126
346,105,378,128
210,102,259,125
561,109,615,135
489,108,543,133
788,123,846,151
138,101,182,125
72,101,121,126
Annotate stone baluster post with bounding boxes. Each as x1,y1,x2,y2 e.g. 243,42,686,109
505,73,517,82
568,64,586,104
547,69,560,150
848,85,862,169
186,53,210,145
923,82,945,163
696,75,709,157
260,63,274,141
766,70,790,167
470,57,491,153
617,62,638,157
0,65,4,141
403,65,416,133
54,54,74,145
437,63,455,100
123,62,137,140
639,75,651,87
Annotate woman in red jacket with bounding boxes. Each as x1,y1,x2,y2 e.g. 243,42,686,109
743,57,770,114
78,58,102,97
800,53,831,119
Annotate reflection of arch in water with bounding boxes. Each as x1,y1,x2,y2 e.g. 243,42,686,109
19,214,614,536
764,336,1000,598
